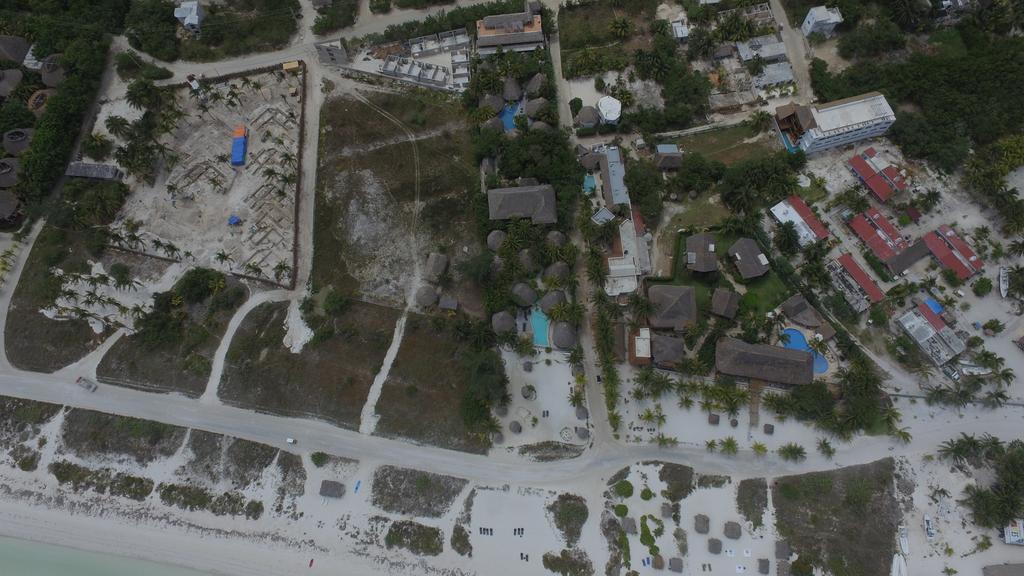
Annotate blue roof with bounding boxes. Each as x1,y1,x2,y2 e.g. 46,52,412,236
602,147,629,205
231,136,247,166
656,143,680,154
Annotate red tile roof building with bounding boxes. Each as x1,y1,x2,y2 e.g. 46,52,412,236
923,225,983,280
849,208,908,261
847,147,907,203
837,253,885,303
769,195,829,247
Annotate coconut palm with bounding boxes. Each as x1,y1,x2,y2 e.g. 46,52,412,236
568,389,585,408
273,261,292,282
214,250,234,268
777,443,807,462
982,388,1009,409
628,293,654,324
995,367,1016,386
105,115,131,139
1009,239,1024,258
751,442,768,457
568,346,584,367
817,438,835,459
719,436,739,455
705,439,717,452
748,110,772,133
244,262,264,278
609,17,633,39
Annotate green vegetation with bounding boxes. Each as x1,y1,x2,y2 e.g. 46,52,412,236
972,277,993,297
719,150,803,215
158,483,264,519
639,515,663,556
778,443,808,461
451,524,472,556
837,20,905,59
61,409,186,465
939,434,1024,528
613,504,628,517
370,465,469,518
626,27,711,133
624,158,666,221
310,452,329,467
659,463,694,502
49,460,155,501
810,31,1024,174
548,493,589,547
380,0,524,42
614,480,634,499
558,0,658,78
640,487,655,500
542,548,593,576
964,135,1024,234
114,51,172,81
737,478,768,529
384,520,443,556
127,0,300,61
312,0,360,35
772,459,898,576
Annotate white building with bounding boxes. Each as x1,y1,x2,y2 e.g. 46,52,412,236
597,95,622,125
775,92,895,154
801,6,843,38
174,1,203,34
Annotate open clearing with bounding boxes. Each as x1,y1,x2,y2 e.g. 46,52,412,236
676,125,780,166
219,300,399,429
373,313,490,454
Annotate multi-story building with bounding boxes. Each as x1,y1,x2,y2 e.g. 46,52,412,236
801,6,843,37
475,1,545,55
775,92,895,154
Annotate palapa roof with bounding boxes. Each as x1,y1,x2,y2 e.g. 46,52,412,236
487,229,507,251
0,69,23,98
487,184,557,224
517,248,537,273
0,158,19,188
480,93,505,112
652,334,685,370
3,128,33,156
509,420,522,433
0,36,29,63
415,285,438,307
552,321,577,350
525,72,546,96
669,557,684,572
728,238,769,279
511,282,537,306
524,97,547,118
775,540,792,560
715,337,813,386
530,120,551,130
711,287,740,319
648,284,697,331
40,54,65,87
492,310,516,333
780,293,835,340
695,514,710,534
759,559,770,574
724,521,742,539
544,261,570,281
686,233,718,272
538,289,566,313
424,252,448,283
546,230,566,246
64,162,122,180
579,151,602,171
503,76,522,101
574,105,600,126
319,480,346,498
0,189,20,220
708,538,723,554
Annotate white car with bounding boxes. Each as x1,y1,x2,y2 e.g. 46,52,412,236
286,438,297,445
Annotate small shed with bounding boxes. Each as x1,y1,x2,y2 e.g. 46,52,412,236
661,503,673,518
711,287,741,320
0,158,19,188
415,285,438,308
546,230,567,246
319,480,345,498
480,93,504,112
654,143,683,170
438,294,458,311
575,427,590,440
40,54,65,88
509,420,522,434
3,128,33,156
652,555,665,570
0,189,21,224
552,321,578,350
708,413,720,425
525,72,546,97
758,559,770,574
482,116,504,132
574,106,600,128
694,514,710,534
763,423,775,435
724,521,742,539
517,249,538,273
538,290,566,314
0,69,23,98
708,538,722,554
524,97,548,118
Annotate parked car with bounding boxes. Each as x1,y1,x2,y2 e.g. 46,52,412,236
286,438,297,445
75,377,97,392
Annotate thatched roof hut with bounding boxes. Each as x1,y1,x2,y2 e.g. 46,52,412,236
530,120,551,130
517,249,538,274
694,514,710,534
3,128,33,156
482,116,504,132
724,521,742,539
711,287,741,320
546,230,566,246
758,559,770,574
0,69,23,98
415,285,438,308
652,555,664,570
491,311,515,334
487,229,507,252
775,541,791,560
708,538,722,554
511,282,537,306
0,189,20,223
525,72,546,97
319,480,346,498
621,517,637,534
669,557,683,572
509,420,522,434
716,337,813,387
0,158,19,188
538,289,566,313
503,77,522,101
40,54,65,87
524,97,548,118
480,93,504,112
575,406,589,420
575,427,589,440
552,321,577,350
424,252,448,283
648,285,697,332
544,261,571,282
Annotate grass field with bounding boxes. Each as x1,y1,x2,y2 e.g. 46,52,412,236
219,301,399,429
374,313,490,454
557,0,660,78
677,125,780,165
772,458,898,576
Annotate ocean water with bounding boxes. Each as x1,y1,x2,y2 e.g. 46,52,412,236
0,537,212,576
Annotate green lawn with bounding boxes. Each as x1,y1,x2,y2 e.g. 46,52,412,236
676,124,780,165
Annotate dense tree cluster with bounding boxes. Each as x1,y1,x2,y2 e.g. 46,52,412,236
837,20,906,59
939,434,1024,528
623,158,664,222
963,135,1024,234
810,28,1024,172
311,0,360,35
626,27,711,132
718,150,804,214
380,0,524,41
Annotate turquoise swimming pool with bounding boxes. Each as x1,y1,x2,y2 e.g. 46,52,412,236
499,103,521,131
782,327,829,374
531,307,550,347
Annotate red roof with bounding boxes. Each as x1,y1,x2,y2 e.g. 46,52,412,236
922,232,970,280
850,208,907,261
938,225,983,275
917,302,946,331
632,206,646,237
847,150,905,203
905,206,921,222
786,195,829,240
837,253,885,303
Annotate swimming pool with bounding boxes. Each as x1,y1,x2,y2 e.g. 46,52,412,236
531,307,550,347
924,297,943,314
782,328,829,374
498,103,521,131
583,174,596,193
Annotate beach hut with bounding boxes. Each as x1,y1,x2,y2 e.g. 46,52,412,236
3,128,33,156
543,261,571,282
509,420,522,434
708,538,722,554
546,230,566,246
539,290,566,314
415,285,438,308
724,521,742,539
491,311,515,334
695,514,710,534
511,282,537,306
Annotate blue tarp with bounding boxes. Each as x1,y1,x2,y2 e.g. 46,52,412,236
228,215,241,225
231,136,248,166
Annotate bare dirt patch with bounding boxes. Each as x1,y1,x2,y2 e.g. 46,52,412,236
373,314,490,454
371,465,468,518
219,300,399,429
772,458,898,576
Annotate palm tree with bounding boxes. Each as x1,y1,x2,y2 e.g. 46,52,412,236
243,262,264,278
105,115,130,139
705,439,717,452
215,250,234,268
982,388,1009,408
719,436,739,455
748,110,772,133
808,337,829,358
273,261,292,282
995,367,1016,386
568,346,584,367
777,443,807,462
817,438,835,459
126,79,161,110
751,442,768,457
1009,239,1024,258
609,17,632,39
568,389,585,408
628,293,654,325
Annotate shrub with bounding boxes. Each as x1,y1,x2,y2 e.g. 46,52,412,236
640,487,654,500
369,0,392,13
614,480,634,498
548,494,589,547
613,504,628,517
972,277,993,297
175,268,224,304
778,443,807,462
310,452,329,467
